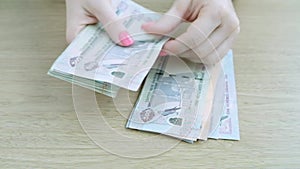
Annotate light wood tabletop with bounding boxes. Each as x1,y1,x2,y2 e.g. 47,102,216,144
1,0,299,168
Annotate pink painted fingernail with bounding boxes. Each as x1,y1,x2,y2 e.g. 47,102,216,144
119,31,134,46
159,51,168,57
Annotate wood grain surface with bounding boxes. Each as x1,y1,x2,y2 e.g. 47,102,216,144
0,0,299,168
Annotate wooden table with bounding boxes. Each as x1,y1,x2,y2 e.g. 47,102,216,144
1,0,299,168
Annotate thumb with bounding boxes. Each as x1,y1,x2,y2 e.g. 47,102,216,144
141,0,188,36
91,2,134,46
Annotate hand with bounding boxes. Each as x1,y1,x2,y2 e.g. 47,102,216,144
65,0,134,46
142,0,240,64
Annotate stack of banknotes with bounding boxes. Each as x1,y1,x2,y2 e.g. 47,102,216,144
126,51,240,142
48,0,168,97
48,0,240,143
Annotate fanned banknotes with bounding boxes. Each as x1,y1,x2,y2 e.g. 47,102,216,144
48,0,240,142
48,0,168,97
126,51,240,142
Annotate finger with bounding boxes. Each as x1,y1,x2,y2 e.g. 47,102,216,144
66,16,98,44
90,1,134,46
163,10,222,56
178,50,201,63
178,26,239,64
141,0,189,36
66,0,98,43
66,23,85,44
201,28,239,65
191,16,240,59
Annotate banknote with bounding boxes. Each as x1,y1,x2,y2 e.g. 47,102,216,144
48,70,120,97
48,0,168,97
208,50,240,140
126,55,214,142
126,51,240,142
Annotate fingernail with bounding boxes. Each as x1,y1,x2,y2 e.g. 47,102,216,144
119,31,134,46
159,51,168,57
141,21,155,30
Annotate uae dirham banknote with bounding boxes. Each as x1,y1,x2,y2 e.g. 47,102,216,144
47,0,240,142
126,51,240,142
208,50,240,140
48,0,168,97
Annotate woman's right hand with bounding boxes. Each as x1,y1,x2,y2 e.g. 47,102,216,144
65,0,134,46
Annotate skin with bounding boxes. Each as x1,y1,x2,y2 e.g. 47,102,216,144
66,0,240,64
65,0,134,46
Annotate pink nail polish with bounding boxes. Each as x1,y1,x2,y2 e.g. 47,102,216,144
159,51,168,57
119,31,134,46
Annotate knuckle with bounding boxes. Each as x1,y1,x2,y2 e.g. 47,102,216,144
231,17,240,28
227,16,240,32
218,6,240,31
235,25,241,34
